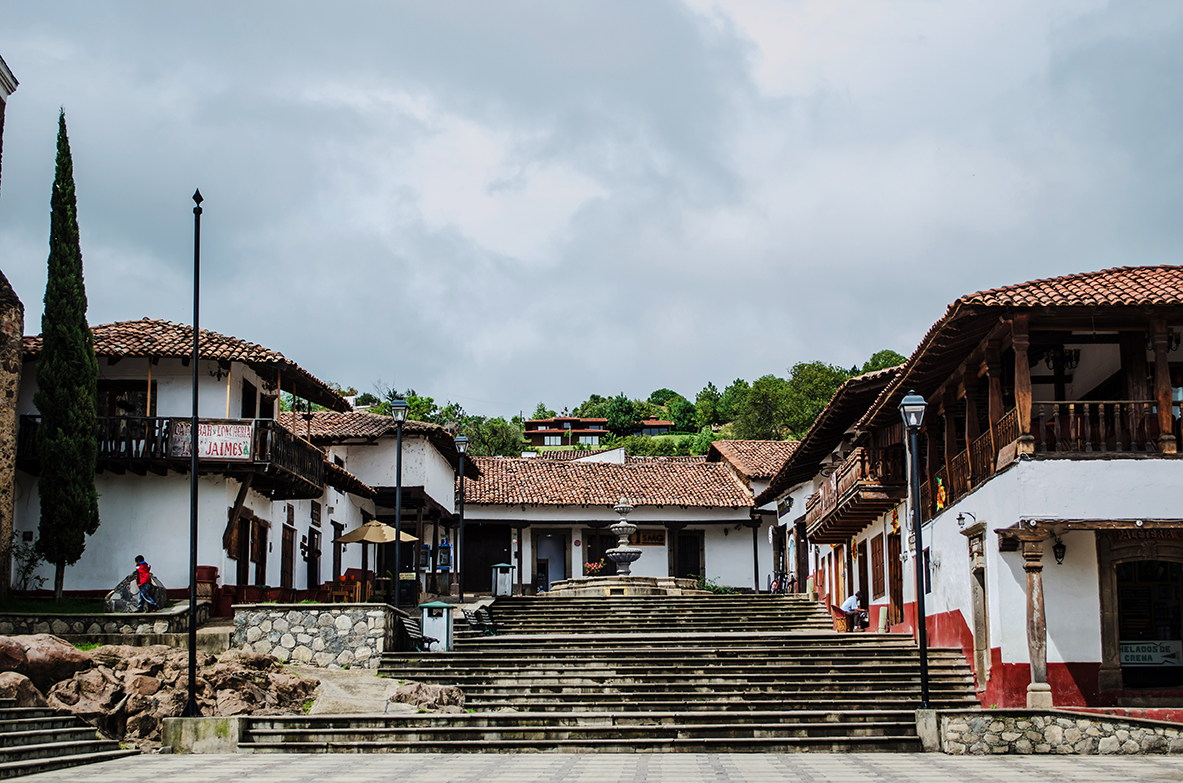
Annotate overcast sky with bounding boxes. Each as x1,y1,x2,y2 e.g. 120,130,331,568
2,1,1181,417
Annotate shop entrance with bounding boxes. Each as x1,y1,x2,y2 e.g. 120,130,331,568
1117,559,1183,689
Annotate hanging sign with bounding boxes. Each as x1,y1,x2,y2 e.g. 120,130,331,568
776,497,794,521
628,530,666,546
170,420,254,461
1120,640,1182,667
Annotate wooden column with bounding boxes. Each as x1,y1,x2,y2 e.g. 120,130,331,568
1152,318,1177,454
1023,540,1052,708
985,341,1004,435
750,521,761,594
943,388,959,478
516,525,525,596
964,385,980,446
414,507,425,598
1012,314,1034,454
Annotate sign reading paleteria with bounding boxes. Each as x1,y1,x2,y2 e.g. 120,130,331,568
170,420,254,461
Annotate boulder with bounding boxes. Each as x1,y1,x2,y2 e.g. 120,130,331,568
390,681,465,711
105,572,169,613
0,634,92,691
0,672,48,707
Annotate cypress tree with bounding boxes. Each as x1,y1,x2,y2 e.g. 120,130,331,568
34,110,99,602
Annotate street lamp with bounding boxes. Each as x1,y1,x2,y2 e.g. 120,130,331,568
455,434,469,603
899,389,930,710
391,398,408,610
182,189,203,719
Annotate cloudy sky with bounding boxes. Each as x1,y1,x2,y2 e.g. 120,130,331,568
1,2,1181,417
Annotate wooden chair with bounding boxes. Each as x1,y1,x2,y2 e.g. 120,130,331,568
400,616,438,652
475,606,502,635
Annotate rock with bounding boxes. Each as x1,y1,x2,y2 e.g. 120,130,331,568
1045,725,1063,746
391,681,465,711
0,634,93,692
104,571,169,614
0,672,48,707
1098,735,1120,754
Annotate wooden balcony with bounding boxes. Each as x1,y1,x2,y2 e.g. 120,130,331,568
805,446,907,544
17,415,325,500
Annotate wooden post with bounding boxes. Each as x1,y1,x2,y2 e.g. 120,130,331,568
1013,314,1034,454
985,342,1004,433
516,525,524,596
943,388,959,479
1152,318,1177,454
1023,540,1052,708
751,521,761,594
415,507,424,599
964,385,979,446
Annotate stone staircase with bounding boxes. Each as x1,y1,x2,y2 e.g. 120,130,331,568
239,594,978,753
0,699,136,779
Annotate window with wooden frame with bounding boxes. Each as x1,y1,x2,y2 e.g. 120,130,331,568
871,534,885,599
311,501,321,528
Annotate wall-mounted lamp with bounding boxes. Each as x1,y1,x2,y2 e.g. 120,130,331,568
1135,520,1144,527
956,512,977,530
1053,537,1066,565
930,553,941,570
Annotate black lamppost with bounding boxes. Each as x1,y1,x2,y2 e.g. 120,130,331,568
391,398,408,610
455,434,469,603
899,389,930,710
182,189,203,718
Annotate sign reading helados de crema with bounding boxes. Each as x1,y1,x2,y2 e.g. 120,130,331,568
1120,640,1182,667
170,420,254,461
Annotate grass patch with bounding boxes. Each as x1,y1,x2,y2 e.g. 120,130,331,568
71,642,102,652
301,699,315,714
0,597,108,615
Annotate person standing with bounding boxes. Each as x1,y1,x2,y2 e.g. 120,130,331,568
134,555,158,613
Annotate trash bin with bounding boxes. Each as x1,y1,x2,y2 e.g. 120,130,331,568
491,563,515,597
419,601,453,652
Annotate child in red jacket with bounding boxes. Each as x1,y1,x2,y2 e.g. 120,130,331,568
135,555,158,613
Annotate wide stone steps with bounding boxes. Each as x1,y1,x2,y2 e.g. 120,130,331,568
239,710,922,753
0,703,135,779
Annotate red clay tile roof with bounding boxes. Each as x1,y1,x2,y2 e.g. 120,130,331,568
324,460,376,499
463,457,752,508
859,265,1183,431
277,411,475,475
533,449,613,460
707,440,799,480
639,419,674,427
23,318,348,412
526,417,608,425
625,455,706,463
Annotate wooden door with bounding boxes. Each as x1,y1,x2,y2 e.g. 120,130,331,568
675,531,703,579
281,525,296,589
888,533,903,625
306,528,321,589
856,540,869,610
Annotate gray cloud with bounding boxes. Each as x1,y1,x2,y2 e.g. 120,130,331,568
1,1,1181,417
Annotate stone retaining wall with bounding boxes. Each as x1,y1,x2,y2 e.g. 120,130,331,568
0,601,209,637
232,603,401,670
940,710,1183,755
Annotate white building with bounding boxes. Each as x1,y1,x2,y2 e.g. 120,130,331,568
461,452,774,593
15,319,376,603
763,265,1183,712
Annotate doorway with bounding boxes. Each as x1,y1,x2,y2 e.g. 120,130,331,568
461,523,512,593
585,531,619,576
856,540,869,611
673,530,704,580
535,533,567,591
887,533,903,626
1117,560,1182,689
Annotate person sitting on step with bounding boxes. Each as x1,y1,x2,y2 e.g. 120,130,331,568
840,590,866,632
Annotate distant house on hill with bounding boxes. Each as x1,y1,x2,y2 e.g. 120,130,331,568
522,416,608,447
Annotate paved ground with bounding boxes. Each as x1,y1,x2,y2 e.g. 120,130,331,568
26,753,1183,782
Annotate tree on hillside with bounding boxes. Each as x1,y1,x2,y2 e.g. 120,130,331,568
465,416,524,457
694,382,722,429
531,402,556,420
572,394,609,418
34,112,100,602
668,395,696,432
647,388,679,406
783,361,852,438
862,349,908,373
719,378,750,423
606,393,638,437
733,375,790,439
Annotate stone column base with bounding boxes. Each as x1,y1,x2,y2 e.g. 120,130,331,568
1026,682,1053,709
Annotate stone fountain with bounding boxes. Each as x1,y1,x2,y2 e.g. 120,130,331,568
605,497,642,575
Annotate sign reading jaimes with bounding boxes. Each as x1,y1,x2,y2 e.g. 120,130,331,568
170,420,254,461
1120,640,1182,667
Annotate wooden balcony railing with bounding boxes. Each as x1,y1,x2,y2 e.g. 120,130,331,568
18,415,325,495
1032,400,1157,453
805,446,906,527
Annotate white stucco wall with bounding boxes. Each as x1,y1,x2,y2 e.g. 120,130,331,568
344,437,456,515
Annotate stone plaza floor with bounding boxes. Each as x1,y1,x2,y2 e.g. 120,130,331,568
24,753,1183,782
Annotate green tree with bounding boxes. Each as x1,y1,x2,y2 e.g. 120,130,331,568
464,416,524,457
647,388,679,406
531,402,556,420
733,374,790,439
861,349,907,374
605,393,638,437
34,111,100,602
572,394,608,418
718,378,750,422
354,392,379,407
694,382,722,429
783,361,852,438
668,395,696,433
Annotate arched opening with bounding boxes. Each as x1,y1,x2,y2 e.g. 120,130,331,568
1116,559,1183,689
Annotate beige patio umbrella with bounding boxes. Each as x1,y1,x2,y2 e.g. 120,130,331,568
334,519,419,597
